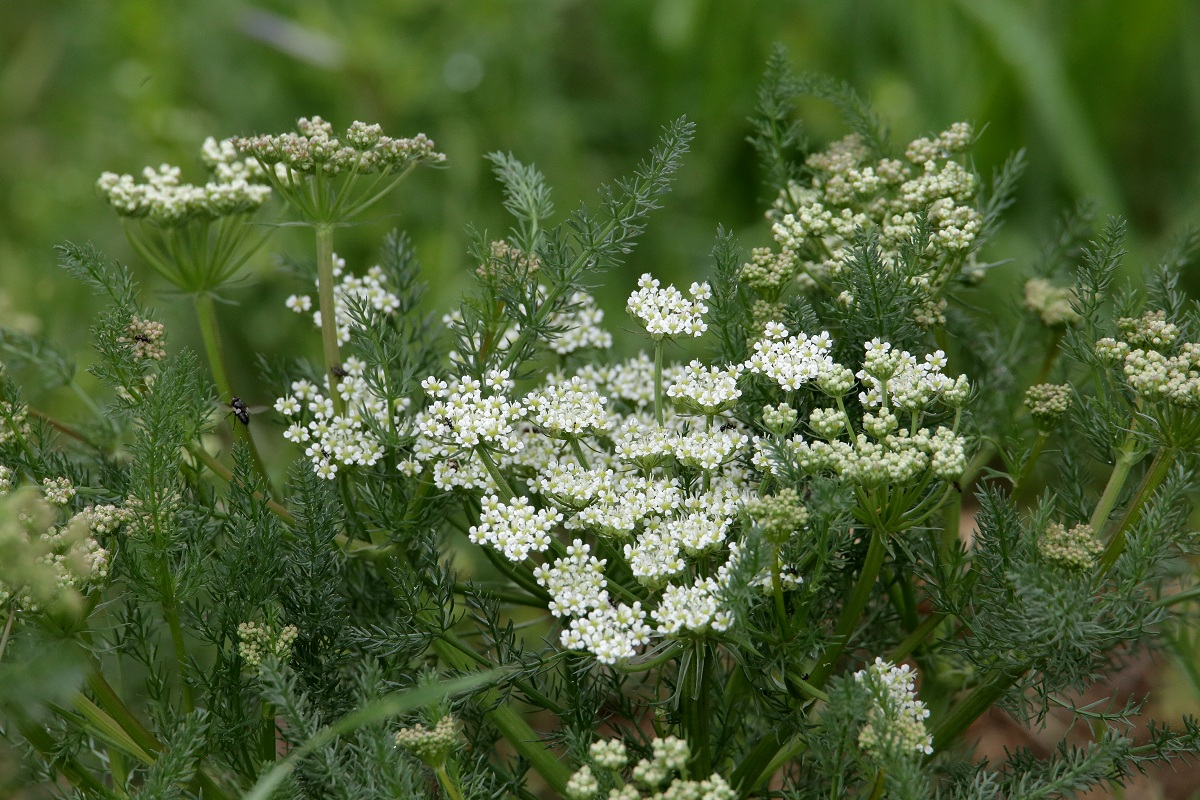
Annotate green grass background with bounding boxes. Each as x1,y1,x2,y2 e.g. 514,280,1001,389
2,0,1199,403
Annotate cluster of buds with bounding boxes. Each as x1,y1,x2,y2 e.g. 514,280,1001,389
1024,278,1080,327
236,621,298,667
393,716,458,769
118,316,167,361
235,117,445,177
1096,310,1200,409
1025,383,1073,429
0,401,30,448
743,122,983,329
97,141,270,228
41,477,76,506
1039,521,1103,571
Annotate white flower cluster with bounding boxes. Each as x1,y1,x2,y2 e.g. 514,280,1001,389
277,361,394,480
97,138,270,227
752,339,970,486
626,274,711,340
666,361,742,416
118,316,167,362
551,291,615,355
566,736,735,800
404,319,974,663
746,123,982,329
0,491,110,613
287,254,403,346
236,621,298,666
854,657,934,758
469,495,562,562
1095,311,1200,409
0,466,11,495
235,116,445,176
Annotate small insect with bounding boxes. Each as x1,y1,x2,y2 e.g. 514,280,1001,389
134,333,153,344
219,396,267,426
330,364,349,379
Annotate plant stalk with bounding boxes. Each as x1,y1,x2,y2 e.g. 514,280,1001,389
809,528,887,687
314,223,345,416
1099,447,1175,573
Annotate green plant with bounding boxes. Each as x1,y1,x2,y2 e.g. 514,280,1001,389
2,52,1200,800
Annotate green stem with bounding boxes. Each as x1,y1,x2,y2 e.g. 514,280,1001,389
929,670,1020,753
683,642,712,776
185,442,296,526
431,640,572,793
653,338,665,427
193,293,233,400
809,528,888,688
1088,438,1142,532
1011,431,1047,500
193,293,275,497
887,613,947,662
435,765,466,800
476,447,518,502
163,605,195,713
1099,448,1175,573
314,223,345,417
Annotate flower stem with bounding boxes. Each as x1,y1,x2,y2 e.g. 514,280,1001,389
653,338,664,427
809,528,888,688
1088,439,1142,532
929,670,1019,753
435,765,466,800
1099,447,1175,573
193,293,275,496
314,223,345,416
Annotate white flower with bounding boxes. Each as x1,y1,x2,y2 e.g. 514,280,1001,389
626,273,710,339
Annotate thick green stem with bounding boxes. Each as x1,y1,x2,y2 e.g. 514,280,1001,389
163,604,195,713
1088,440,1141,532
194,293,234,400
314,223,345,416
929,670,1019,753
1099,447,1175,573
887,613,948,663
809,529,888,688
431,640,572,793
435,765,466,800
683,642,712,776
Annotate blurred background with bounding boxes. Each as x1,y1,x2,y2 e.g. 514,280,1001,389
3,2,1200,797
